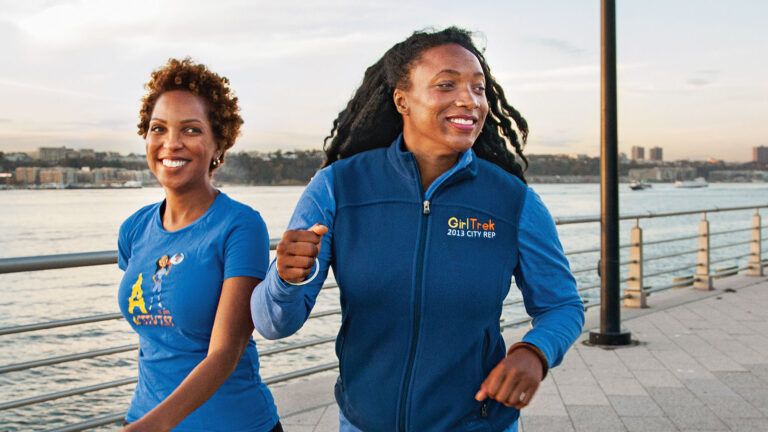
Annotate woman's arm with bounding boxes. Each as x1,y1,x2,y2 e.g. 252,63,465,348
124,276,260,432
251,167,336,339
476,186,584,409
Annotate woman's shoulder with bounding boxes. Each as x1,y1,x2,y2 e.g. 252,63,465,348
121,202,161,231
215,192,267,227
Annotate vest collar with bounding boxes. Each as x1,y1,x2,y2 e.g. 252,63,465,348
386,134,478,199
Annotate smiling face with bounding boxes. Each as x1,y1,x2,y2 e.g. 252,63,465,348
394,43,489,157
145,90,219,194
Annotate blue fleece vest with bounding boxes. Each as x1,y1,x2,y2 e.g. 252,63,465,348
330,140,527,432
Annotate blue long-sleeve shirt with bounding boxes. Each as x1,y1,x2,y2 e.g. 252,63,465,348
251,140,584,431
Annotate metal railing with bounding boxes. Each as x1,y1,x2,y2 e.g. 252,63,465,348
1,203,766,431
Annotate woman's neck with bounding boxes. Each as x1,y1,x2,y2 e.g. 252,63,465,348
162,182,218,231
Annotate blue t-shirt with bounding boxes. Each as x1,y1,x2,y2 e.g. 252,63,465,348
118,192,278,432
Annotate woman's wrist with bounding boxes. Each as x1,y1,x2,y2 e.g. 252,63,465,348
507,342,549,379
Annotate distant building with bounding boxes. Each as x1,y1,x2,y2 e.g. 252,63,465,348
79,149,95,159
38,147,71,163
40,167,77,186
15,167,40,185
631,146,645,161
649,147,663,161
628,167,696,182
754,146,768,163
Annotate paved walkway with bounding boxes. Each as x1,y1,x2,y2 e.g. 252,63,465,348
271,274,768,431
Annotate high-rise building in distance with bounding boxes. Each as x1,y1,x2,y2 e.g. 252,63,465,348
754,146,768,163
631,146,645,161
649,147,663,161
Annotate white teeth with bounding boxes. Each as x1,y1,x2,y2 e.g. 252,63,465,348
449,117,474,125
162,159,188,168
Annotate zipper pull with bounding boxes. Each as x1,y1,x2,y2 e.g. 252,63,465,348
480,401,488,417
423,200,430,215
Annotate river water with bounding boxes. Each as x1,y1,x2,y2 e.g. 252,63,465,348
0,183,766,430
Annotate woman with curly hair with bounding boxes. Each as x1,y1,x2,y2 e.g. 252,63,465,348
251,27,584,431
118,58,281,431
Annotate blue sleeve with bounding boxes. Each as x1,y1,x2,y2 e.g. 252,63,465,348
251,167,336,339
224,211,270,280
117,218,132,271
515,187,585,369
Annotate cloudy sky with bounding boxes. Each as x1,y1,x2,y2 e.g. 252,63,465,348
0,0,766,161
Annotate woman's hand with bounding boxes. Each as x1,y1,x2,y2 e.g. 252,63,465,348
276,224,327,283
475,346,545,409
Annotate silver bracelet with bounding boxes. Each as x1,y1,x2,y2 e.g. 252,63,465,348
284,258,321,286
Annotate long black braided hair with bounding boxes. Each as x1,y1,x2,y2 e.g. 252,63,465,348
322,26,529,182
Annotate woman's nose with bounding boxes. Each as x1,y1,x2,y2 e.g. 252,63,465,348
163,130,184,149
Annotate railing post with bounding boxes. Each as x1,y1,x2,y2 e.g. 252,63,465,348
748,210,763,276
624,221,647,308
695,213,713,290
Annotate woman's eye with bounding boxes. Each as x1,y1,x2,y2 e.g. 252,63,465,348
150,125,165,133
474,84,486,93
436,82,454,90
184,127,202,134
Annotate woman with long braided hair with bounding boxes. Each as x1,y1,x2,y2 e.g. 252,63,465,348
252,27,583,432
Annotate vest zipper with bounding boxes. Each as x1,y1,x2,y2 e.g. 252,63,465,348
398,199,429,432
398,160,432,432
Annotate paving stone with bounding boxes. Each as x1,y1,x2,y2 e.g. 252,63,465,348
632,369,684,388
551,368,598,386
712,371,768,389
647,387,704,407
732,386,768,416
661,405,729,431
620,416,678,432
608,395,664,417
722,417,768,432
701,395,764,419
597,377,647,396
524,393,569,417
558,384,610,406
521,415,575,432
614,346,667,371
683,378,739,400
281,406,326,425
566,405,626,432
536,375,560,395
314,405,339,432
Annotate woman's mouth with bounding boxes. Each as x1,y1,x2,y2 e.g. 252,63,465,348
446,116,478,132
161,159,189,168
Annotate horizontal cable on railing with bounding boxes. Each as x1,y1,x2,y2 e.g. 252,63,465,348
711,253,752,264
571,266,595,275
642,233,699,246
643,248,700,263
0,344,137,375
47,412,124,432
0,313,123,336
1,297,528,375
0,284,340,337
709,240,752,252
645,280,696,294
643,264,697,279
710,227,753,237
0,377,137,411
263,361,338,385
554,204,768,226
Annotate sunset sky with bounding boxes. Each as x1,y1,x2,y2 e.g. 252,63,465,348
1,0,766,161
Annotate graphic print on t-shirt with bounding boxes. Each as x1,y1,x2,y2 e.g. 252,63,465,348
127,252,183,327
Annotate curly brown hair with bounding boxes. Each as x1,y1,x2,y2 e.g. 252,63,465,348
137,57,243,170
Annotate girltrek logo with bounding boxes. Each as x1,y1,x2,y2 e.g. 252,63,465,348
446,216,496,239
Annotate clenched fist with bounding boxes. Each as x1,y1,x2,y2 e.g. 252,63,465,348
276,224,328,283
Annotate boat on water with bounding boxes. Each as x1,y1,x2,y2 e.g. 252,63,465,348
674,177,708,188
629,180,652,190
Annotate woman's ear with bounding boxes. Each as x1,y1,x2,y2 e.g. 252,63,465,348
393,89,409,115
